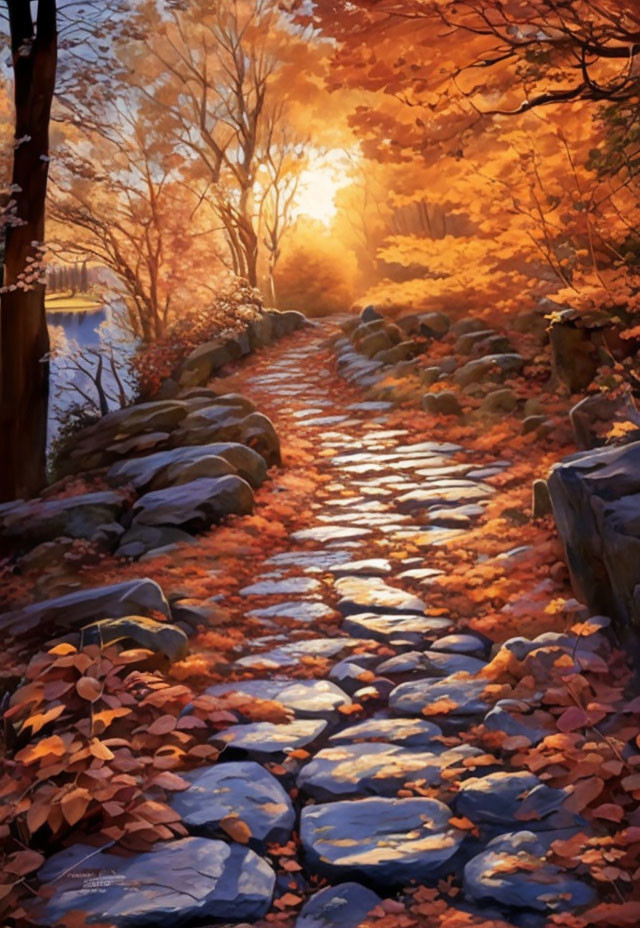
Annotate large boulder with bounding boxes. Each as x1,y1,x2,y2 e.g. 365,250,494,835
0,578,170,637
481,388,518,414
172,412,281,466
548,440,640,628
422,391,463,417
470,333,514,357
269,308,307,336
455,329,497,355
351,319,385,344
81,615,189,661
176,338,239,388
150,455,236,489
450,317,486,337
419,311,450,337
33,837,275,927
0,490,127,548
237,412,281,466
248,313,275,348
374,341,418,365
359,330,394,359
108,442,268,491
361,304,382,323
569,392,638,450
59,401,189,474
453,354,524,387
176,405,243,442
182,393,256,419
131,475,254,531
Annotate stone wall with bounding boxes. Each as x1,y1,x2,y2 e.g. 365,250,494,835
548,440,640,629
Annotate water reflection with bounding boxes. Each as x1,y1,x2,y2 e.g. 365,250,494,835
47,301,138,446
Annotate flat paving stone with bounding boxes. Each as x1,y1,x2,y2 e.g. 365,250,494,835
329,658,379,693
170,761,294,847
291,408,325,417
342,612,451,644
464,831,597,912
454,771,568,829
330,558,392,577
397,485,493,511
267,551,349,570
235,637,370,670
334,576,427,615
366,430,408,439
426,505,484,528
390,676,490,719
303,415,350,426
212,719,327,757
34,837,275,926
329,717,442,748
295,883,382,928
482,704,552,746
348,401,393,412
395,441,462,454
317,512,409,527
386,457,453,471
376,650,487,677
292,526,372,543
250,601,335,622
239,577,322,596
415,464,473,478
301,797,466,884
206,679,351,719
297,742,483,800
431,634,488,656
397,567,443,582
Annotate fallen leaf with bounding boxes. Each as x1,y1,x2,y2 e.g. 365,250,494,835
219,814,252,844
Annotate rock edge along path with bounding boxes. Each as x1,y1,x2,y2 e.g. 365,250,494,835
34,319,606,928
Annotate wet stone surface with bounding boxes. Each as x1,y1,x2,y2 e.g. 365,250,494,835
169,761,295,847
297,742,485,800
301,797,467,884
35,837,276,927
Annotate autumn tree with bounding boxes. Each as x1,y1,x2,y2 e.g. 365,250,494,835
0,0,129,501
300,0,640,323
0,1,56,501
132,0,323,298
50,104,228,341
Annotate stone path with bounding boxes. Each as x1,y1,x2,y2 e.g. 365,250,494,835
36,321,602,927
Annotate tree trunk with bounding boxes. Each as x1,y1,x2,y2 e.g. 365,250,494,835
0,1,57,501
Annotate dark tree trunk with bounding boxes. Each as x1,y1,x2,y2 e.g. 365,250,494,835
0,1,57,501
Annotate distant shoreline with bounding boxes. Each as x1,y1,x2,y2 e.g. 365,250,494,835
46,294,103,314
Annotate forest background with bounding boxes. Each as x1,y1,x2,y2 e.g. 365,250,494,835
1,0,639,499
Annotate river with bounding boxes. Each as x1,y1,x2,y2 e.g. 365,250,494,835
46,301,138,446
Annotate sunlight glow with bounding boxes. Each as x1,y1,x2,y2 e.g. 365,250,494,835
293,150,354,225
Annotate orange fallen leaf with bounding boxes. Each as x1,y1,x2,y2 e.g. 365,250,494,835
220,814,252,844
